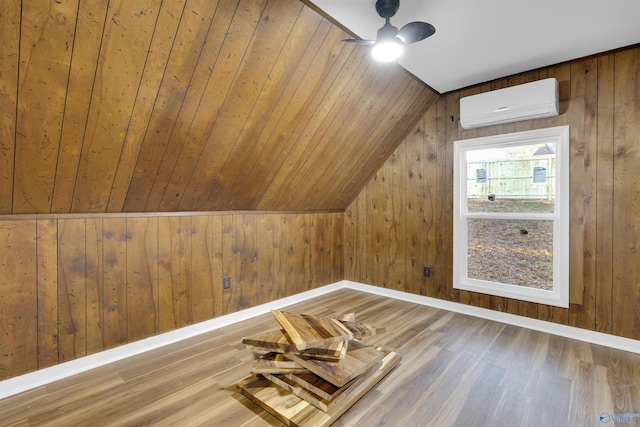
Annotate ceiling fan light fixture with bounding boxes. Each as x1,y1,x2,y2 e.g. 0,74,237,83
371,39,403,62
342,0,435,63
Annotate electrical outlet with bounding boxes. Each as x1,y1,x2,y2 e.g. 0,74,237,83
222,276,231,290
423,266,431,277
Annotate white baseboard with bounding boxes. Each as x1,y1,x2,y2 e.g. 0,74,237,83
0,283,344,400
1,280,638,400
342,281,640,355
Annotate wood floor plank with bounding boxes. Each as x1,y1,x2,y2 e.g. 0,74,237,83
285,341,385,387
0,289,638,426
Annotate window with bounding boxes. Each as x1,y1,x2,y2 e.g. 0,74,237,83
453,126,569,307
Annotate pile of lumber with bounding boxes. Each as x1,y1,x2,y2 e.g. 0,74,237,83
236,310,401,426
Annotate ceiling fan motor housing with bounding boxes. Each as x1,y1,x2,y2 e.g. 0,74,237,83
376,0,400,19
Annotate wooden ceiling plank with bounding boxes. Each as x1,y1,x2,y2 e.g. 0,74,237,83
289,65,408,209
339,83,437,209
224,17,334,210
14,0,78,213
122,0,223,212
51,0,110,214
314,76,433,209
206,5,325,210
249,24,356,210
136,0,241,212
256,44,371,210
105,0,188,212
260,50,380,209
6,0,458,213
149,0,268,212
175,0,305,211
72,0,162,213
303,70,414,209
0,0,20,214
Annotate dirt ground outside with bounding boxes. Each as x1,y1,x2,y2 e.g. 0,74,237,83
466,198,554,290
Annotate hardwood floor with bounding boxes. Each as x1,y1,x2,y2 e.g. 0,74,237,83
1,289,639,426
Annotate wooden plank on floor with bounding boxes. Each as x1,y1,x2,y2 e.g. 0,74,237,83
285,341,385,387
237,349,401,425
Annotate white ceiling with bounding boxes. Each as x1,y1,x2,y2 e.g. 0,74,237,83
308,0,640,93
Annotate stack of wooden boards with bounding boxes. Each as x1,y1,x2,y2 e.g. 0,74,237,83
236,310,401,426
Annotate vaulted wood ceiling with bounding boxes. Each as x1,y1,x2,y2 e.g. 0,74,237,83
0,0,437,214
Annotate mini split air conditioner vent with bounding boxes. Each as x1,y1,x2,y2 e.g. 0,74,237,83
459,78,559,129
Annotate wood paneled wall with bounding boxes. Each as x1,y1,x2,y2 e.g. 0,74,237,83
0,211,343,380
345,45,640,341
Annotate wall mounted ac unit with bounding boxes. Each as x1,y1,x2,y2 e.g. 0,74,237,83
459,78,559,129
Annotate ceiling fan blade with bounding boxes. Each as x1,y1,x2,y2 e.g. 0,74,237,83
397,21,436,44
342,38,376,45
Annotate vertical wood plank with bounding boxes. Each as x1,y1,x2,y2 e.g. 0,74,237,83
58,219,86,362
328,213,343,284
566,61,587,307
569,57,598,329
177,216,192,327
594,53,615,334
284,215,297,295
432,96,447,299
310,214,324,290
612,48,640,339
241,214,257,309
211,215,224,318
37,219,59,369
0,221,37,379
257,214,275,305
157,217,177,333
221,215,236,315
344,201,357,281
422,107,438,298
126,217,158,342
299,214,312,292
231,215,246,310
102,218,128,349
273,215,287,300
371,170,387,288
0,0,20,213
386,149,402,291
191,215,214,324
405,122,425,296
357,191,368,284
85,218,104,355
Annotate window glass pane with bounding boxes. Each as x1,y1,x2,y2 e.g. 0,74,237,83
466,143,555,213
467,218,553,290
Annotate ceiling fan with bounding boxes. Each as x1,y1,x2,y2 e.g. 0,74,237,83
343,0,436,62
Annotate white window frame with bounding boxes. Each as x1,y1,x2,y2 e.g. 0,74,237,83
453,126,570,308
